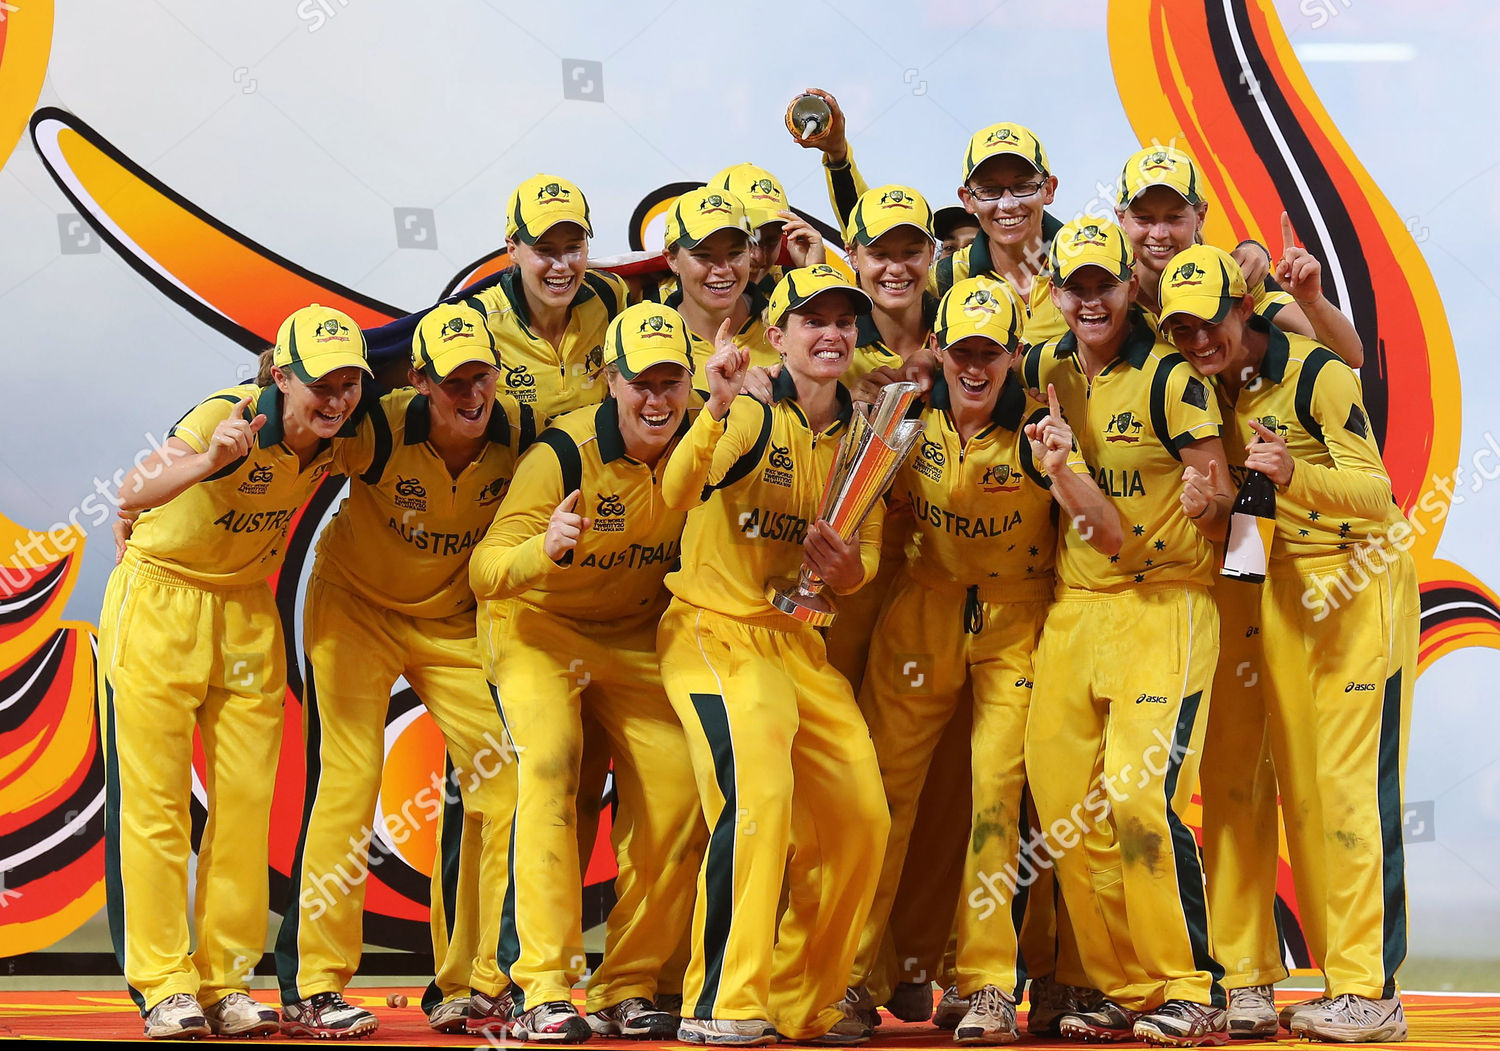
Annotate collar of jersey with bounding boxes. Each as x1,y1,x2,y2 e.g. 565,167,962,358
928,373,1025,433
497,265,598,337
966,210,1062,282
254,383,360,449
855,293,938,349
664,283,768,338
1248,313,1291,384
402,393,515,447
770,367,854,430
1054,309,1157,370
593,396,692,465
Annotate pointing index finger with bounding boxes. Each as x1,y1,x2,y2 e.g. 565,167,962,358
1046,382,1061,421
1280,210,1296,256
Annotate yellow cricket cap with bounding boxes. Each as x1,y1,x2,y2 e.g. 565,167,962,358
934,276,1024,351
1158,244,1249,325
507,174,593,244
663,187,754,251
1117,145,1205,207
843,185,935,246
602,302,695,379
708,163,787,229
1048,218,1136,284
411,299,498,380
274,304,371,382
767,264,873,327
962,122,1050,183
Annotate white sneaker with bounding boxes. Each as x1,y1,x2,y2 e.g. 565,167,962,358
1226,985,1277,1038
933,986,967,1030
954,985,1018,1045
1278,996,1329,1031
280,991,379,1038
677,1017,778,1046
1131,999,1228,1046
428,995,470,1033
510,1000,593,1043
144,993,211,1039
587,997,677,1038
1290,993,1406,1043
203,992,280,1037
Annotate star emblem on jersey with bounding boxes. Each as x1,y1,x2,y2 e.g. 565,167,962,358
1308,510,1320,521
1134,573,1145,582
1132,524,1145,536
1153,539,1166,550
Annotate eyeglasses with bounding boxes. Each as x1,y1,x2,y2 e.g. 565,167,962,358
965,178,1047,203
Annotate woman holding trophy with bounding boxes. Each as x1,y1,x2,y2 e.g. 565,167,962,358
657,265,908,1045
844,276,1094,1045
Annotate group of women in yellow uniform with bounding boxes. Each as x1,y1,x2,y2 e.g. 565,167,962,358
97,86,1415,1049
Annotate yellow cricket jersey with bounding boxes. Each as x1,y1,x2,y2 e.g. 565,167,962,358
1023,314,1223,591
127,384,352,588
469,398,692,627
470,267,630,423
1024,273,1295,350
657,286,777,389
844,297,938,389
661,370,884,625
895,376,1086,588
929,213,1065,298
313,387,536,619
1217,316,1403,562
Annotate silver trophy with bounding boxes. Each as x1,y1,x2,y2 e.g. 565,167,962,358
768,382,926,626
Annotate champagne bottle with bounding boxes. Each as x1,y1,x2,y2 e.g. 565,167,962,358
1221,467,1276,583
785,93,833,143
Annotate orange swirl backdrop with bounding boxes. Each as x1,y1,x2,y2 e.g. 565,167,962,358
2,0,1497,974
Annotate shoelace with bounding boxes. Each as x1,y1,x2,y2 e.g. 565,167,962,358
617,997,660,1018
1324,994,1390,1023
1234,986,1275,1009
1154,1000,1216,1024
156,993,201,1014
972,986,1009,1014
308,991,355,1011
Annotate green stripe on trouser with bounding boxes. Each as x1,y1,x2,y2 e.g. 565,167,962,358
274,656,326,1003
101,675,146,1012
688,691,738,1019
422,760,468,1014
1377,668,1408,999
491,682,524,1010
1163,690,1227,1008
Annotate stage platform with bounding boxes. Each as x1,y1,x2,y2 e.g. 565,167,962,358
1,988,1496,1047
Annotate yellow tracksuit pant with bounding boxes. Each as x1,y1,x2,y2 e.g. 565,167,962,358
830,553,969,1004
1201,578,1287,989
97,554,284,1013
1262,550,1417,1000
275,575,516,1003
853,573,1049,998
486,599,705,1012
1026,583,1225,1010
659,599,890,1040
423,716,608,1012
869,705,970,1002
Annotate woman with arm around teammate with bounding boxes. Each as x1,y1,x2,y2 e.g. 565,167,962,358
99,305,369,1039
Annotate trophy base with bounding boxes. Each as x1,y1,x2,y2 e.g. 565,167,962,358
766,577,838,627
